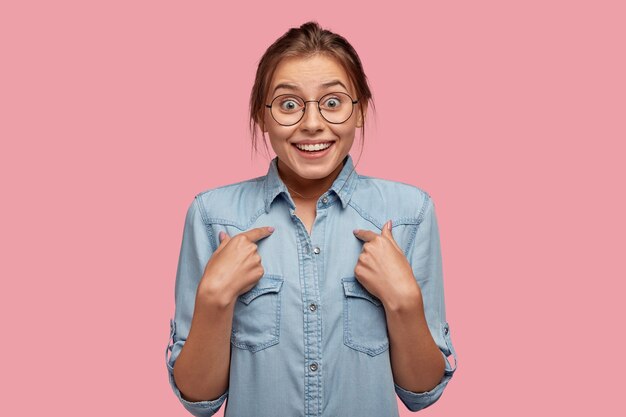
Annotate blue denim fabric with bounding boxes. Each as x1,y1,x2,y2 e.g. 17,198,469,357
165,154,457,417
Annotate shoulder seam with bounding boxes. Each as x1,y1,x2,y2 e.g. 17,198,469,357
194,187,268,233
193,194,218,253
405,194,433,258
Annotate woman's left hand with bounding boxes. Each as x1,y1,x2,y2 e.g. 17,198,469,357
353,220,422,309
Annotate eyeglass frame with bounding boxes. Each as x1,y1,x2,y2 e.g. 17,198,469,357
265,91,360,126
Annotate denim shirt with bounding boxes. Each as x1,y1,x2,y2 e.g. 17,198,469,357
165,154,457,417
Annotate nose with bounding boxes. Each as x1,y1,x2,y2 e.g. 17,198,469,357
299,101,325,132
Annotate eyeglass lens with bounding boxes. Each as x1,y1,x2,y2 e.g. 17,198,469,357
270,92,355,125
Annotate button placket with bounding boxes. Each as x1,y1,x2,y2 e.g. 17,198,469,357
297,198,325,416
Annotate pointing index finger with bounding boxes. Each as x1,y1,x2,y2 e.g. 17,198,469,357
242,226,275,243
353,228,378,242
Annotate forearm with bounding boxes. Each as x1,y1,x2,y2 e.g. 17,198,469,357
173,288,235,402
384,291,445,393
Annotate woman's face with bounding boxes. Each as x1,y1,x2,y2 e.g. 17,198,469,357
263,54,364,185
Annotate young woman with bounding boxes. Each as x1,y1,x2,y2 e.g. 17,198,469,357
165,21,457,417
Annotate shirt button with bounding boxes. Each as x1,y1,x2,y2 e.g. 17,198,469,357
309,303,317,312
322,196,329,204
313,246,320,254
309,363,318,372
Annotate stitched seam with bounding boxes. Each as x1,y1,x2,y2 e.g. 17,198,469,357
313,244,323,416
194,194,217,253
292,222,310,417
341,277,389,356
418,194,431,223
204,206,266,231
230,279,283,352
348,199,421,231
406,194,431,258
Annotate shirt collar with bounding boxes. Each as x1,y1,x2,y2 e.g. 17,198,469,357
264,153,359,213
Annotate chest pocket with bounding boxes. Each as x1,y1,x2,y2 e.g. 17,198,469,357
231,274,284,353
341,277,389,356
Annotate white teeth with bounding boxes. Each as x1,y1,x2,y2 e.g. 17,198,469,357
295,142,332,152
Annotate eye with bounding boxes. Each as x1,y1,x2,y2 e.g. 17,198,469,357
277,96,303,112
321,95,344,110
281,100,297,110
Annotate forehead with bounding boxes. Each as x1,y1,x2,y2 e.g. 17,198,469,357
269,54,354,95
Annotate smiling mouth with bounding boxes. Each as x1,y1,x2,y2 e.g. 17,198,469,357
292,142,334,152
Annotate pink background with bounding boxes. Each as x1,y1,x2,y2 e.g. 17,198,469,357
2,1,624,415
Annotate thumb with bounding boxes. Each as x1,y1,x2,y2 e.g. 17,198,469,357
381,219,402,251
217,230,231,249
381,220,392,237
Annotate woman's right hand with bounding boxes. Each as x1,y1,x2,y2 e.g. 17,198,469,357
197,226,275,306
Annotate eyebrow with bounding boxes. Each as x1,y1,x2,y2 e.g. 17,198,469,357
272,80,350,95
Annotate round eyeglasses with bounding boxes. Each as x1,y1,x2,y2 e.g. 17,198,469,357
265,92,359,126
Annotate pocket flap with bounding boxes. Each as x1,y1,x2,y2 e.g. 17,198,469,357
238,275,284,305
341,277,382,307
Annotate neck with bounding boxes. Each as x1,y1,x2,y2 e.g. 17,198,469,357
277,158,345,200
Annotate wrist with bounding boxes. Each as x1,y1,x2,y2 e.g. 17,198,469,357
197,278,237,310
382,284,424,314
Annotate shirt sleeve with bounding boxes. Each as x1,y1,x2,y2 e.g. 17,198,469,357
164,195,229,417
394,194,458,412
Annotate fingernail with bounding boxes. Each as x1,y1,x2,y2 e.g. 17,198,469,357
353,229,359,234
219,231,225,240
388,220,392,230
267,226,275,233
